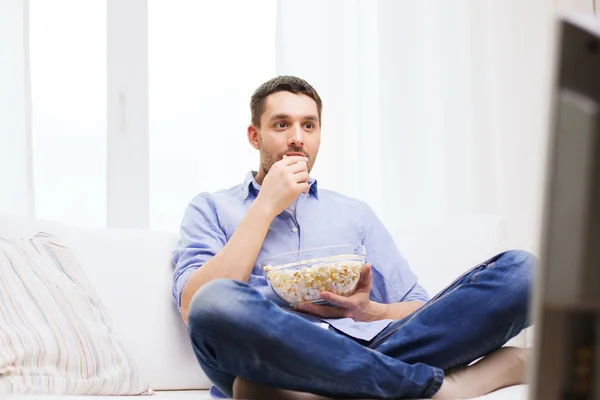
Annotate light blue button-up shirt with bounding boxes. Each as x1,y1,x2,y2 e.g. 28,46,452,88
172,171,429,341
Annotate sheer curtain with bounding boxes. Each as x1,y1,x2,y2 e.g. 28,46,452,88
468,0,556,252
276,0,386,219
2,0,562,253
276,0,556,253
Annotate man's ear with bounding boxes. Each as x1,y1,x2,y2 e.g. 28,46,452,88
247,124,260,150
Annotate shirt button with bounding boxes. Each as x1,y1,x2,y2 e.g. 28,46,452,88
292,227,298,233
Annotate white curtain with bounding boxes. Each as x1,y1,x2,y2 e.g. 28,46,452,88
276,0,479,225
2,0,569,253
277,0,557,252
0,0,34,218
276,0,386,219
377,0,479,227
468,0,557,253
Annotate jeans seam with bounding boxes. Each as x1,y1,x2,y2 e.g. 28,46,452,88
368,284,464,349
422,366,444,398
469,261,495,283
368,259,497,350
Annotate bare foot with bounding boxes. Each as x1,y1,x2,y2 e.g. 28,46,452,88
232,377,331,400
432,346,529,399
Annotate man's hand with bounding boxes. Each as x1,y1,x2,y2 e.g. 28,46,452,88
256,155,309,218
294,264,386,322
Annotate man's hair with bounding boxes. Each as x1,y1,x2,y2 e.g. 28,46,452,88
250,75,323,128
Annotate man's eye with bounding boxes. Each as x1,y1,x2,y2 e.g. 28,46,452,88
304,123,314,129
275,122,287,129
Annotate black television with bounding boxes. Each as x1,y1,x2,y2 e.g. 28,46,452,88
529,13,600,400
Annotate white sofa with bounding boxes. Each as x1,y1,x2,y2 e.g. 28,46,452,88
0,213,529,400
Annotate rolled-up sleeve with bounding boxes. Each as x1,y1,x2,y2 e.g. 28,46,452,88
401,280,430,303
172,194,227,311
361,204,430,304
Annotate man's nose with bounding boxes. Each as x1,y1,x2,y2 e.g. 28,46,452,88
288,125,304,146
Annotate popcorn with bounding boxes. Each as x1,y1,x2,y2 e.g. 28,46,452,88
264,260,363,305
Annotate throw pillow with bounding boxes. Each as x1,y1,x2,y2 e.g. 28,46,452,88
0,233,153,395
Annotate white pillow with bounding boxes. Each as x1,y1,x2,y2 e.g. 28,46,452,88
0,233,153,395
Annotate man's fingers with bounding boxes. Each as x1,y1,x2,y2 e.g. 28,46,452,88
294,302,348,319
320,292,355,308
294,172,309,184
297,182,310,195
359,264,372,286
283,155,309,166
288,161,309,174
350,263,371,290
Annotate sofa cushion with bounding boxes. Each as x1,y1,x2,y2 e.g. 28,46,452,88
0,213,211,391
0,233,152,395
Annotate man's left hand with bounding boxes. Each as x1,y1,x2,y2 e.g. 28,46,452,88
293,263,386,322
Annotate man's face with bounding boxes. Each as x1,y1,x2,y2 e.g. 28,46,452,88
252,91,321,175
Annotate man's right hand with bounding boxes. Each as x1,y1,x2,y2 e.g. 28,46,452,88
256,155,309,217
180,156,308,322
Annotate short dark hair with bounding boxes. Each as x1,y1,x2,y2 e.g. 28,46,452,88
250,75,323,128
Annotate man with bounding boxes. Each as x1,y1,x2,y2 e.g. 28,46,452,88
172,76,534,399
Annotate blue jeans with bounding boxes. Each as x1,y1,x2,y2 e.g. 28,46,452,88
187,250,534,399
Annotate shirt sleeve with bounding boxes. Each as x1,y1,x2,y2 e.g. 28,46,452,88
361,203,430,304
172,194,227,312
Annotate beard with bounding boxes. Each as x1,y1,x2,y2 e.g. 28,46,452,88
261,147,311,175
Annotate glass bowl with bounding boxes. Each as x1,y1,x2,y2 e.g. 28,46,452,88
260,244,366,306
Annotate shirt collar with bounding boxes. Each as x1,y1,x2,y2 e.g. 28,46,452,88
242,170,319,200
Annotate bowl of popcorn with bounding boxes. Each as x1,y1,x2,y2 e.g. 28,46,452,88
260,244,366,306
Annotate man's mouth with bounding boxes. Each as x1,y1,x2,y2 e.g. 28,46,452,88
285,152,306,157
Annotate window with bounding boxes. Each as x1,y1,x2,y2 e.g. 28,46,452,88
148,0,277,231
26,0,277,230
30,0,107,228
